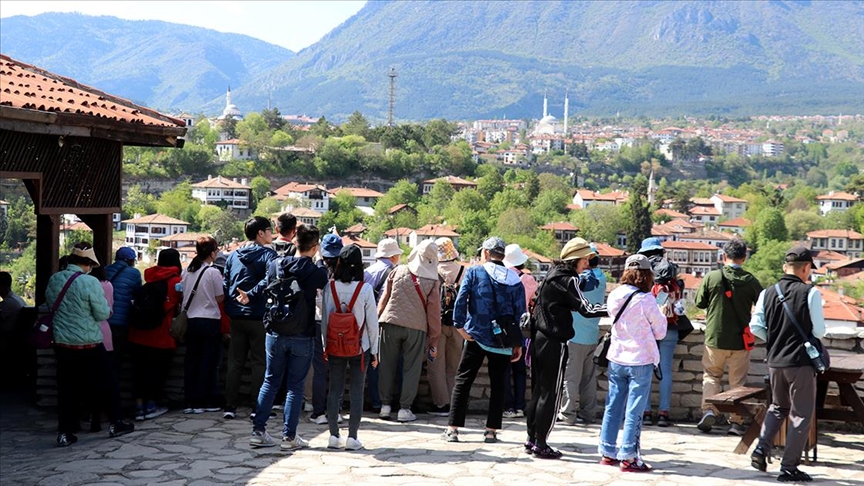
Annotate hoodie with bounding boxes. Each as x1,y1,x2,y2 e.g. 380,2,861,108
695,264,763,350
535,264,607,342
453,261,526,349
223,244,277,319
265,255,328,336
128,265,182,349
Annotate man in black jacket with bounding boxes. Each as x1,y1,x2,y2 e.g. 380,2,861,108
748,247,825,483
525,238,607,460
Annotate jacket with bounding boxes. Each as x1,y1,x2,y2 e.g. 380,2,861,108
695,265,763,350
363,258,396,302
272,239,296,257
606,284,667,366
103,260,142,327
377,265,442,348
571,267,607,345
265,255,328,336
536,264,607,342
128,265,181,350
223,243,277,319
46,264,110,346
453,261,526,349
322,281,380,355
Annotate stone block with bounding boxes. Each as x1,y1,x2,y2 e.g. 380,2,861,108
672,382,692,393
681,359,702,372
680,394,702,407
826,338,856,351
672,371,696,382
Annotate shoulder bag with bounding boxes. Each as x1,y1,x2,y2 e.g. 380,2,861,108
773,283,830,374
29,272,83,349
170,266,210,342
593,289,641,367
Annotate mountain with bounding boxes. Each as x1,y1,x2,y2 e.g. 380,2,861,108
0,13,293,112
231,0,864,121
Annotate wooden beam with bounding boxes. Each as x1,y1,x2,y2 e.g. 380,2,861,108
35,213,59,305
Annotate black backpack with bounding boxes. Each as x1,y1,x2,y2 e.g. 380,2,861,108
439,266,464,327
264,259,308,335
128,280,169,330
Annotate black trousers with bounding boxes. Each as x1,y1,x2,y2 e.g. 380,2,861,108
526,332,568,448
448,340,510,430
130,343,174,404
184,318,223,408
55,344,122,434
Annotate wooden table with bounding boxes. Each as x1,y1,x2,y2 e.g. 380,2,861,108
705,384,768,454
817,352,864,425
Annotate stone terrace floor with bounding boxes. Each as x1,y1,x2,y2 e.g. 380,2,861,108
2,393,863,486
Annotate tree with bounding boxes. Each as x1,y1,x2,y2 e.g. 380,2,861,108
250,176,271,207
261,107,286,131
744,239,791,287
422,119,457,149
569,204,624,245
200,207,243,245
477,167,504,201
253,197,283,219
342,111,371,139
531,190,569,225
1,196,36,248
494,208,536,240
784,210,822,240
538,173,569,193
154,182,201,228
624,176,652,254
319,191,365,233
61,229,93,255
374,180,420,218
123,184,157,218
749,207,788,248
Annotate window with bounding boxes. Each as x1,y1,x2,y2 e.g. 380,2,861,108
831,239,836,248
151,227,166,235
363,249,371,257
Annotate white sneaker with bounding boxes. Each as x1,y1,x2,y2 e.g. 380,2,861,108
379,405,392,419
327,435,345,449
312,414,328,425
183,408,204,414
345,437,363,451
250,430,276,448
397,409,416,422
281,434,309,450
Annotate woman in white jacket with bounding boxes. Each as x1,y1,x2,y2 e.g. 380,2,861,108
321,244,379,451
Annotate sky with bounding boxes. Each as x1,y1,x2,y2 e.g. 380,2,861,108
0,1,367,52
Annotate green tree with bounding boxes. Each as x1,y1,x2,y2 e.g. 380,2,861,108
749,207,788,248
122,184,157,219
531,189,569,225
1,196,36,248
60,229,93,256
261,107,286,131
374,180,420,218
320,191,365,233
250,176,271,206
784,210,822,240
342,111,371,139
624,176,652,254
477,167,504,201
253,197,283,219
422,119,457,150
538,173,570,193
200,207,243,245
744,239,791,287
569,204,624,245
154,182,201,228
494,207,536,240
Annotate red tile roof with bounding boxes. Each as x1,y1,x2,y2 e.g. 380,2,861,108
594,242,625,257
329,187,384,198
292,208,322,218
815,191,858,201
273,182,328,197
159,231,209,242
654,208,690,220
661,241,718,250
712,194,747,203
523,249,552,263
122,214,189,225
689,206,721,216
540,222,579,231
341,235,377,248
719,217,752,228
59,222,92,232
423,175,477,187
679,274,703,290
806,229,864,239
192,176,250,189
384,227,414,237
413,224,460,237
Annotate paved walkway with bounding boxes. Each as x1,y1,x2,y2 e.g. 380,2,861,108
1,395,863,485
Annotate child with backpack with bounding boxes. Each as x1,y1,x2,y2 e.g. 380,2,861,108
321,245,379,450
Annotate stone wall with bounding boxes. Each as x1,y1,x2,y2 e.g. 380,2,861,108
33,323,864,424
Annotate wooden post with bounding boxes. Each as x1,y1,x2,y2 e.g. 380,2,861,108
35,213,59,305
80,213,114,269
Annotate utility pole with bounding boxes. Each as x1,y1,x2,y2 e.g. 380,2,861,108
388,68,397,127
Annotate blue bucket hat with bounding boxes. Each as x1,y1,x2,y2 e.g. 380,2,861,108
320,233,344,258
115,246,137,261
638,237,664,254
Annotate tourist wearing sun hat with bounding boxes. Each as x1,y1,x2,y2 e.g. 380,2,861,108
376,240,441,422
501,243,536,419
525,237,607,460
426,237,466,416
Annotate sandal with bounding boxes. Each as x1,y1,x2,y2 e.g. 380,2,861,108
620,458,652,472
442,428,459,443
483,430,498,443
599,456,620,466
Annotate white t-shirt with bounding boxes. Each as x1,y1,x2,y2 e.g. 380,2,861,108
181,263,224,320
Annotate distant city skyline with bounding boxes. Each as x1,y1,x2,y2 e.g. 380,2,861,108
0,0,366,51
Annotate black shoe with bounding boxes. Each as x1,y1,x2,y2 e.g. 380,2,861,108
751,446,767,472
427,404,450,417
523,440,535,453
532,445,563,459
697,411,716,433
777,468,812,482
57,433,78,447
109,421,134,438
656,413,671,428
642,412,654,426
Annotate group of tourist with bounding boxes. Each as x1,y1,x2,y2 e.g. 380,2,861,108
44,213,825,481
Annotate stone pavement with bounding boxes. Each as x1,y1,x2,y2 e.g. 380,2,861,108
2,394,863,486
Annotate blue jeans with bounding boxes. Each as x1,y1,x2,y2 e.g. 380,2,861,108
253,333,313,439
599,362,653,460
652,329,678,413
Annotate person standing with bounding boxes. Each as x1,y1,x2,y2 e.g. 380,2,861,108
694,237,763,435
103,246,142,371
0,271,26,332
272,213,297,257
444,237,525,444
559,244,605,426
377,240,441,422
222,216,277,419
598,254,666,473
426,237,465,416
249,225,327,450
526,238,607,459
749,247,824,483
502,243,536,418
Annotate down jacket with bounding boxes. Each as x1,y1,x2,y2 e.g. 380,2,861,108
377,265,441,348
47,264,110,346
103,260,142,327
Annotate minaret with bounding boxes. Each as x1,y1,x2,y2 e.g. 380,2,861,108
226,86,232,109
647,168,656,206
563,90,569,135
543,90,548,118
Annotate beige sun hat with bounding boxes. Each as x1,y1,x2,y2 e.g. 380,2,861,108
407,240,439,280
560,237,596,261
71,245,100,267
375,238,403,259
503,243,529,268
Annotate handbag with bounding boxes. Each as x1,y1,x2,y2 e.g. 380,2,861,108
593,290,641,367
170,266,210,342
29,272,82,349
676,314,694,343
773,283,830,374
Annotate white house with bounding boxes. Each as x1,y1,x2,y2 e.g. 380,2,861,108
384,227,413,247
662,240,720,277
572,190,628,209
762,140,784,157
421,176,477,195
0,199,8,222
409,224,460,248
688,205,721,227
191,175,251,210
710,194,748,220
718,217,752,235
678,229,735,251
816,191,858,216
806,229,864,258
273,182,330,212
122,214,190,263
341,235,378,267
215,139,253,162
291,207,323,227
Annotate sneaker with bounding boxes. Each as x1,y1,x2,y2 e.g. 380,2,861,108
184,408,204,414
750,446,768,472
442,428,459,442
303,402,314,412
503,409,518,419
523,440,535,453
483,430,498,443
135,406,146,421
620,458,652,472
427,404,450,417
201,407,221,413
397,409,416,422
144,406,169,420
599,456,620,466
281,435,309,451
109,421,135,438
311,413,328,425
728,423,747,436
345,437,364,451
379,405,392,420
532,445,563,460
642,412,654,426
327,435,344,449
223,408,236,419
697,411,716,433
777,468,812,482
250,430,276,448
57,433,78,447
273,404,284,411
656,413,671,428
555,412,567,422
515,409,525,418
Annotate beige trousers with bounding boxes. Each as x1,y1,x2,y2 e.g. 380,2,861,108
702,345,751,424
426,325,464,407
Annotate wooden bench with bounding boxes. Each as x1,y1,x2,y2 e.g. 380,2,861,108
705,385,768,454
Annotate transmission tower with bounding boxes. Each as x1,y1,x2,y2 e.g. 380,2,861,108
388,68,397,127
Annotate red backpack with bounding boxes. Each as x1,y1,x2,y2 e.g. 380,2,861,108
325,281,366,365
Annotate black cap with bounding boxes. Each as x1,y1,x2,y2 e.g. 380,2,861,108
785,246,813,263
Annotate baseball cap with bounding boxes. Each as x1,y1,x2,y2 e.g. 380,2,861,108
479,236,506,256
785,246,813,263
625,254,651,270
115,247,136,261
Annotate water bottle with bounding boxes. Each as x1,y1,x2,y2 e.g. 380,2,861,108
175,282,182,293
491,320,502,336
804,342,819,360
